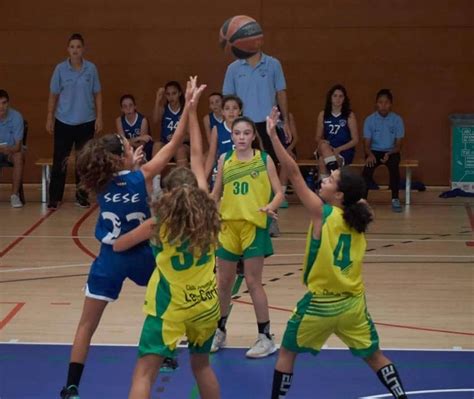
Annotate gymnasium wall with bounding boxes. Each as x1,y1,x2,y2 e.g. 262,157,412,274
2,0,473,185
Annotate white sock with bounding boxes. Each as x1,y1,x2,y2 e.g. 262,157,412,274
323,155,337,165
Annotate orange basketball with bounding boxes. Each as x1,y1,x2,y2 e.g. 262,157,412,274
219,15,263,59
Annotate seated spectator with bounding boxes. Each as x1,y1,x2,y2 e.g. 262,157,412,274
362,89,405,212
115,94,153,161
0,89,24,208
315,84,359,181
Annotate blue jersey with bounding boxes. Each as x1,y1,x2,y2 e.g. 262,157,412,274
209,112,224,131
95,170,151,245
121,112,145,139
160,104,182,143
216,121,234,159
323,113,355,163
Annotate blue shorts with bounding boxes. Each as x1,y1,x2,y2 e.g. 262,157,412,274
86,244,155,302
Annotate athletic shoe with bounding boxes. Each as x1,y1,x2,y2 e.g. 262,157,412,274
269,219,280,237
75,198,90,208
60,385,80,399
210,329,226,353
47,201,58,210
279,199,289,209
160,357,179,372
10,194,23,208
245,334,277,359
391,199,402,213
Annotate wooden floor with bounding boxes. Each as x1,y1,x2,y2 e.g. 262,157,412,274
1,184,473,351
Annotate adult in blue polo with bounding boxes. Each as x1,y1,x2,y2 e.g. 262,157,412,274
362,89,405,212
46,33,102,209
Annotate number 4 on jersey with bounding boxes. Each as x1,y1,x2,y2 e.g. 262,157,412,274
333,234,352,271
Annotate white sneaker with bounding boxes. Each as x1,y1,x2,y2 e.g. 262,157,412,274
10,194,23,208
211,329,226,353
246,334,277,358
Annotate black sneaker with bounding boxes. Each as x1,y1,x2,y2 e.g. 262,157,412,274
47,201,58,210
75,198,90,208
60,385,80,399
160,357,179,373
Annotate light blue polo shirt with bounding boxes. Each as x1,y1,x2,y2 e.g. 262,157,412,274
222,53,286,123
0,108,24,147
363,111,405,152
50,59,101,125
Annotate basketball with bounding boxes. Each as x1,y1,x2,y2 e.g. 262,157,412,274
219,15,263,59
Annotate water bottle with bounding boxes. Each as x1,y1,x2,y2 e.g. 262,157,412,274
305,168,316,191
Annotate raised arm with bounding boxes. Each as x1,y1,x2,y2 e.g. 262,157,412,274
210,154,224,202
267,107,323,221
141,80,194,181
204,126,218,178
113,218,155,252
188,80,208,191
152,88,165,125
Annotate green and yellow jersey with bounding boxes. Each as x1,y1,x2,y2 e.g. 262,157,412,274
302,204,366,298
144,226,219,323
220,149,272,229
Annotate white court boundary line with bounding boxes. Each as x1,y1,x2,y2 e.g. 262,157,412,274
272,253,473,258
0,235,469,243
0,263,90,273
359,389,474,398
1,342,473,352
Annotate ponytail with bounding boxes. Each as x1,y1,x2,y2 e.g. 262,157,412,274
338,168,373,233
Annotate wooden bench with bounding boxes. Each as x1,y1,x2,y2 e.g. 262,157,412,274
35,158,178,204
295,159,419,205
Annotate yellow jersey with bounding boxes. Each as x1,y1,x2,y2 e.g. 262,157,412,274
144,226,219,323
220,150,272,229
302,205,366,298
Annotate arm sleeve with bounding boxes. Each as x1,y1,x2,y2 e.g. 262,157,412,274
49,65,61,94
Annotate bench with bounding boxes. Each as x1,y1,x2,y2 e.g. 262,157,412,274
295,159,419,205
35,158,178,204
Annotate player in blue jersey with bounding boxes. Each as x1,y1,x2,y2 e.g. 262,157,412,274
152,81,188,166
115,94,153,161
315,84,359,181
204,95,242,183
202,92,224,145
59,79,196,399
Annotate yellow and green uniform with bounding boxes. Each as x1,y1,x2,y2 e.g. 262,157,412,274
138,226,219,358
282,204,380,357
217,149,274,261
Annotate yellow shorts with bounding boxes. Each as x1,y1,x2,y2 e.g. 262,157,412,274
282,292,379,357
138,314,218,358
217,220,273,261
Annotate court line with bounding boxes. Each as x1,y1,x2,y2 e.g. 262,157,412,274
1,341,473,352
71,204,98,259
0,302,25,330
0,210,55,259
232,299,474,337
359,388,474,398
0,263,90,273
273,238,469,243
0,273,88,284
272,253,473,259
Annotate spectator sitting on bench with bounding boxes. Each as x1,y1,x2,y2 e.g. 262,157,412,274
315,84,359,182
0,89,24,208
362,89,405,212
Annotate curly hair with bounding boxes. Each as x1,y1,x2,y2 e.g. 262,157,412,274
153,167,221,255
324,84,352,119
76,134,125,194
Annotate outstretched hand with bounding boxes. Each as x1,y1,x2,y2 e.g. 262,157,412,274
185,76,198,103
266,106,280,138
259,205,278,220
133,145,145,167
